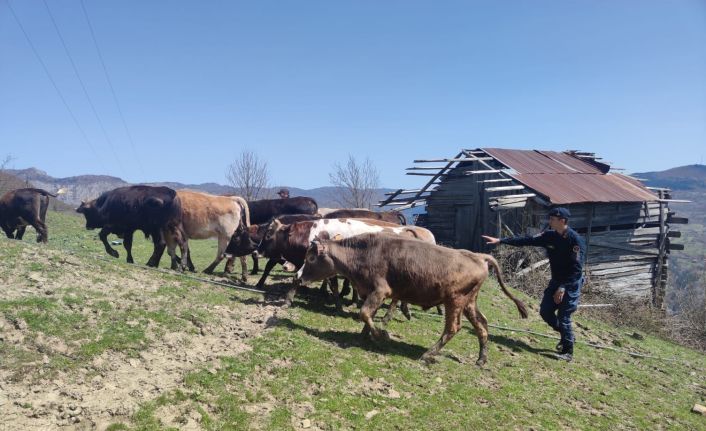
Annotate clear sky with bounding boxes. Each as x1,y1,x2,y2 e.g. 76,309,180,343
1,1,705,189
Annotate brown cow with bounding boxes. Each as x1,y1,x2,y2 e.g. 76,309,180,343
295,233,528,366
161,190,250,277
0,188,56,243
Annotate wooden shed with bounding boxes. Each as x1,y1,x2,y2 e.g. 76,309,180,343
379,148,688,307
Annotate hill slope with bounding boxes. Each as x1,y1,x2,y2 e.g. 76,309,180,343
1,211,704,429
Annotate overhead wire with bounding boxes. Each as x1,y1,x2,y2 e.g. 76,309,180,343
41,0,126,176
5,0,108,173
79,0,145,177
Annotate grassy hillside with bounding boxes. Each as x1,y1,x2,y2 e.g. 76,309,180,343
1,211,705,430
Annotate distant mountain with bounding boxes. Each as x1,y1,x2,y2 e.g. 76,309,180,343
3,167,396,209
633,164,706,190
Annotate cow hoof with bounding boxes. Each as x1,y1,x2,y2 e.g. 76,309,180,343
475,357,487,367
420,354,438,365
374,329,391,342
108,250,119,258
240,276,247,284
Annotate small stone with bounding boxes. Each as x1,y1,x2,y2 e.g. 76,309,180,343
434,377,442,384
301,419,311,428
365,409,380,420
388,389,400,399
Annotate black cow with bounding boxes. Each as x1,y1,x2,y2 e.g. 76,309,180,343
248,197,318,224
0,188,56,243
76,185,188,269
240,197,318,274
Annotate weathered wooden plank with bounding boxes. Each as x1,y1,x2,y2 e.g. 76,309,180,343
668,243,684,251
463,169,503,175
407,172,450,176
384,189,424,196
667,216,688,224
413,157,494,163
480,179,513,183
590,265,654,277
588,241,659,256
485,185,526,192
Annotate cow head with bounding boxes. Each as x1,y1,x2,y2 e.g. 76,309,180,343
256,219,286,258
295,238,336,283
75,199,103,229
225,222,259,257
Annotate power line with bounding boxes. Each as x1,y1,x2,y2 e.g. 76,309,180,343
79,0,145,177
41,0,126,175
5,0,107,172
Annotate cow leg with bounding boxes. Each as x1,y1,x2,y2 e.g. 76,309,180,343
400,302,412,320
237,256,249,281
177,246,196,272
340,278,351,298
15,225,27,240
250,252,259,275
326,277,343,313
436,305,443,315
123,231,135,264
99,228,119,258
381,299,399,326
359,288,389,341
163,233,179,270
146,230,165,267
204,236,229,274
420,302,463,364
464,301,490,366
256,258,278,290
175,229,189,272
30,218,48,243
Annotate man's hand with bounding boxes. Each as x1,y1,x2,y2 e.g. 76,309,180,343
482,235,500,245
553,288,565,304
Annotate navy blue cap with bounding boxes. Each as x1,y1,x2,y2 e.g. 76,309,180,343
547,207,571,220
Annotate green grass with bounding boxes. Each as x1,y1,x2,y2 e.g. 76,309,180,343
1,210,705,430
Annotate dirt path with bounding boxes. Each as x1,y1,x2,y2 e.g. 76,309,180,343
0,246,281,430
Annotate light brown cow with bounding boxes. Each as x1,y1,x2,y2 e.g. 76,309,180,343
163,190,250,277
296,233,528,366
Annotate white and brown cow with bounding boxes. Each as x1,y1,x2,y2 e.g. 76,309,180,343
162,190,250,277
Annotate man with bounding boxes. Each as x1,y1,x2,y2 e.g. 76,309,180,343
277,188,290,199
482,207,585,362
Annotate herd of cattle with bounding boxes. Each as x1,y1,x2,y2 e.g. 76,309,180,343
0,186,528,365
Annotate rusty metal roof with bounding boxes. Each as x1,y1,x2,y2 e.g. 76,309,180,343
478,148,658,204
508,173,658,204
482,148,604,174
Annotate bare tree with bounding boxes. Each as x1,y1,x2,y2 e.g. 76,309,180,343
225,151,271,201
329,155,380,209
0,154,15,194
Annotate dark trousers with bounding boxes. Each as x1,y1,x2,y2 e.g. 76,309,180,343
540,278,582,354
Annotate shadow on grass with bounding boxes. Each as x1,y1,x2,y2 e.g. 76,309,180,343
488,333,556,359
276,317,428,360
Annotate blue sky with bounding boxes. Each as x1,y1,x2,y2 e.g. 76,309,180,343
1,1,705,189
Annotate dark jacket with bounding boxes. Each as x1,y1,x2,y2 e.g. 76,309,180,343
500,228,585,283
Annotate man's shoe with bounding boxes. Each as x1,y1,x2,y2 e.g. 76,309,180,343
555,352,573,362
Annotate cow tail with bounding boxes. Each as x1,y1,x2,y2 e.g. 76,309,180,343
39,189,58,198
481,254,528,319
234,197,250,227
396,212,407,225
